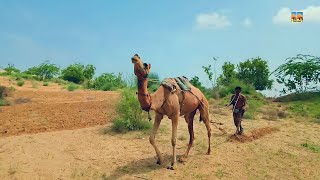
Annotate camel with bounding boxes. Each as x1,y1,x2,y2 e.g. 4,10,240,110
131,54,211,170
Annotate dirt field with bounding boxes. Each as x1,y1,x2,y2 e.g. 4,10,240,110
1,78,320,180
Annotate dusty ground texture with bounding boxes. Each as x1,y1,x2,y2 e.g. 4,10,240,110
0,77,319,180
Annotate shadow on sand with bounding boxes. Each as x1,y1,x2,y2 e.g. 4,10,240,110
104,155,172,180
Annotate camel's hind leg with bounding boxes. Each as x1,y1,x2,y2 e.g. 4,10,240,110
180,110,197,162
149,113,164,165
199,101,212,155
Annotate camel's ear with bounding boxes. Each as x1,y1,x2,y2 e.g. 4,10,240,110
134,54,140,58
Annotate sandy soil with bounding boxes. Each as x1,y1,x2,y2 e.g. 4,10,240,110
0,77,119,136
0,77,319,180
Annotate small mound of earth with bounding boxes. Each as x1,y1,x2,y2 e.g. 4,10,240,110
14,97,32,104
228,127,280,143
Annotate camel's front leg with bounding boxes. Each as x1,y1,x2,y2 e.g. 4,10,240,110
168,116,179,170
149,113,164,165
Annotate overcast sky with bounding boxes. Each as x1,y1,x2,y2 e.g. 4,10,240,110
0,0,319,96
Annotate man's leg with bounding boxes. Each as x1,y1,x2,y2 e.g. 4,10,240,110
233,113,240,134
239,110,244,134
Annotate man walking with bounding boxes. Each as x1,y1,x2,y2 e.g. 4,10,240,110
226,86,247,135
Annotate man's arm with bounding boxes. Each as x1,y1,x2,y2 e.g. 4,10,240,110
225,95,235,107
242,95,247,110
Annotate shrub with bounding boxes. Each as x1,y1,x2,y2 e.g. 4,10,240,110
0,99,10,106
4,64,20,74
67,83,79,91
61,63,85,84
93,73,126,91
17,80,25,86
43,82,49,86
112,88,151,132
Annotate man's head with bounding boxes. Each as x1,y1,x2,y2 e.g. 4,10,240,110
235,86,242,94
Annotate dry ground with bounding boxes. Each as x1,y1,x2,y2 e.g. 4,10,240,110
0,77,319,180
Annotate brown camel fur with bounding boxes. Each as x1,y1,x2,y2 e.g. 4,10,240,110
131,54,211,170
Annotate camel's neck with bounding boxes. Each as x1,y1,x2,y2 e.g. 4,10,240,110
137,78,151,111
136,77,166,112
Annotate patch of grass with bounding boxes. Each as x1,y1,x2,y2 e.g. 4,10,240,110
51,78,69,85
277,92,320,122
112,88,151,133
43,82,49,86
215,169,225,179
0,99,10,106
178,134,187,141
16,80,25,86
301,142,320,153
67,83,79,91
31,81,38,88
8,165,17,175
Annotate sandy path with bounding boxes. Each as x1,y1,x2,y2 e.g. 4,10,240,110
0,114,319,180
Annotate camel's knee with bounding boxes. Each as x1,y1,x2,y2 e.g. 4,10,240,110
171,137,177,147
149,135,155,145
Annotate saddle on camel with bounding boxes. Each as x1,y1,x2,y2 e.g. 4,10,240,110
131,54,211,170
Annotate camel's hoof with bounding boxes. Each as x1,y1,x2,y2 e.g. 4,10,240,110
156,156,164,165
166,163,177,170
179,156,187,162
206,151,211,155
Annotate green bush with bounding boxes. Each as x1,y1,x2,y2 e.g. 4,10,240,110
17,80,25,86
0,99,10,106
67,83,79,91
61,63,85,84
93,73,126,91
112,88,151,132
43,82,49,86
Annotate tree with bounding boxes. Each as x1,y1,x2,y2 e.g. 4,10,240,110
190,76,206,92
4,64,20,74
217,62,236,86
61,63,85,84
25,61,60,80
202,65,214,88
83,64,96,87
272,54,320,93
237,57,273,90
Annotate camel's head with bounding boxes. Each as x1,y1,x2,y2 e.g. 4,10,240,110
131,54,151,79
